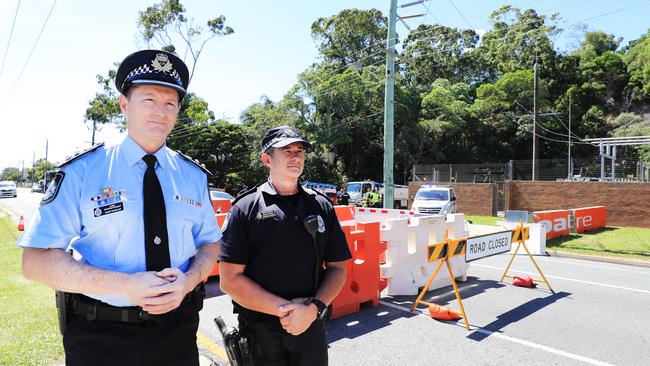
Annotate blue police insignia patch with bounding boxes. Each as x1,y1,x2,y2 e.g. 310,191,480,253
41,171,65,205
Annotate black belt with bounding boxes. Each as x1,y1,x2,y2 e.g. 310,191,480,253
73,284,204,323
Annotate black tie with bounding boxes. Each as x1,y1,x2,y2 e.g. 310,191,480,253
142,154,171,271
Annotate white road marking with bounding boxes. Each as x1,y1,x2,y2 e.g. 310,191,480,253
472,264,650,295
535,256,650,275
379,301,615,366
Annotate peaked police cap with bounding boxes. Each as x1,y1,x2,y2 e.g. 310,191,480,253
115,50,189,97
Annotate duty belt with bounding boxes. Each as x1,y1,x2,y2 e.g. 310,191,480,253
73,284,204,323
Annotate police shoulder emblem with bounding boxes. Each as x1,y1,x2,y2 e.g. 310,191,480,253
151,53,173,73
317,215,326,233
41,171,65,206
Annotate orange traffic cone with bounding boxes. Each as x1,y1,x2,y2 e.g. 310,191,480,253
17,215,25,231
513,275,537,288
428,303,462,320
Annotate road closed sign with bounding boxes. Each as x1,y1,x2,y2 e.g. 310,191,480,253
465,230,513,262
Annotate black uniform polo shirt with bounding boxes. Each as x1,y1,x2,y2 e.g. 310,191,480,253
220,180,351,315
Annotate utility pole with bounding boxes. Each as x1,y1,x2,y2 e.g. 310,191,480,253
532,56,539,181
567,90,573,179
45,139,49,162
32,151,35,182
383,0,397,208
91,120,96,146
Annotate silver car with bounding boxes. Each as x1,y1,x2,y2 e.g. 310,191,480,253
0,181,18,198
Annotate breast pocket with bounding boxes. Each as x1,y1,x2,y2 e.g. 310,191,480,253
165,200,199,265
80,199,139,270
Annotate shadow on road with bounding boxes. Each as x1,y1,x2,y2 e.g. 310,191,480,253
466,291,572,342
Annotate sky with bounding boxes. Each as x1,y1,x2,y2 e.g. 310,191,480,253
0,0,649,172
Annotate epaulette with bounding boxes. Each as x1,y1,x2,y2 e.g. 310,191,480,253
56,143,105,168
232,186,257,206
176,151,212,176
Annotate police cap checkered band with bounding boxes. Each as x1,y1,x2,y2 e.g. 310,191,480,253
261,125,311,153
115,50,189,96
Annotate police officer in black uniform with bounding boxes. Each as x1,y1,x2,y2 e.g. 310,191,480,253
219,126,351,366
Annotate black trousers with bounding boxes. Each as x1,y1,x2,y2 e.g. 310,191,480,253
63,300,200,366
238,314,328,366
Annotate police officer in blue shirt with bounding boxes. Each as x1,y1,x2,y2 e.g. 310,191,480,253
219,126,352,365
18,49,221,366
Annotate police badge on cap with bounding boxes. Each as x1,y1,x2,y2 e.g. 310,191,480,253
115,49,190,97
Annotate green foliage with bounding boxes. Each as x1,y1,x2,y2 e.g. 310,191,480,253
137,0,233,80
0,215,63,365
311,8,387,68
623,29,650,102
0,167,21,181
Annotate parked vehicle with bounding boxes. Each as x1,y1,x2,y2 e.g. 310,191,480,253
345,181,408,208
0,181,18,198
303,181,338,204
411,185,457,215
31,180,45,193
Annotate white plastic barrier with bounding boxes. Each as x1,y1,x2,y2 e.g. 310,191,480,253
496,221,547,255
379,212,470,296
354,207,414,225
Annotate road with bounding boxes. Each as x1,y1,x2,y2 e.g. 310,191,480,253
2,192,649,365
0,187,43,223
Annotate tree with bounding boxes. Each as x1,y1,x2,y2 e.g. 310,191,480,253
623,29,650,103
311,8,387,69
1,167,21,181
402,24,479,86
137,0,234,82
84,0,233,140
478,6,560,78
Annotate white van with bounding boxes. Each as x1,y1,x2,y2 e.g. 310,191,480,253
411,185,457,215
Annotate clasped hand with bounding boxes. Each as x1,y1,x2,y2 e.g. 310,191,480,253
126,268,191,314
277,297,317,336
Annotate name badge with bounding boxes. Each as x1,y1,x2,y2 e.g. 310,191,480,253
94,202,124,217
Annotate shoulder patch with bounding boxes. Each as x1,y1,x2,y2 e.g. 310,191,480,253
56,143,105,168
41,171,65,205
232,186,257,206
176,151,212,176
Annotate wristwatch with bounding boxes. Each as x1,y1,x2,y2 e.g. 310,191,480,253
307,298,329,320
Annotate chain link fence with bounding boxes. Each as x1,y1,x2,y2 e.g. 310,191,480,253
413,158,650,183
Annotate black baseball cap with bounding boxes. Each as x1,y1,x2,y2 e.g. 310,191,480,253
115,49,189,97
261,125,311,153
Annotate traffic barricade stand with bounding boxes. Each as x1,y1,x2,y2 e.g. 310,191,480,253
330,221,387,319
411,230,470,331
500,220,554,293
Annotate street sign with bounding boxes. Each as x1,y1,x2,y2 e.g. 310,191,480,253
465,230,512,262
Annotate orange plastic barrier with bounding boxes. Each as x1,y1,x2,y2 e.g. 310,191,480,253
533,209,570,240
574,206,606,233
330,221,387,319
209,213,230,277
211,198,232,214
334,205,356,223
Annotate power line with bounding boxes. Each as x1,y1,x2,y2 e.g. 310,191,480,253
0,0,21,83
448,0,474,30
0,0,57,107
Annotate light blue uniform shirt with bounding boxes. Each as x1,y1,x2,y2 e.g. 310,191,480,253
18,136,222,306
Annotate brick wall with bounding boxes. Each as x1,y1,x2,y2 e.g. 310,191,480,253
506,181,650,227
408,182,494,216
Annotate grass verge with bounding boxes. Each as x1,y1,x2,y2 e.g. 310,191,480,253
466,215,650,262
0,213,63,366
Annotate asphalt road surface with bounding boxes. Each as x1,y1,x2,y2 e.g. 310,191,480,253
2,194,649,365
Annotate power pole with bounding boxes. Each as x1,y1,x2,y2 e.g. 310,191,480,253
32,151,35,182
532,56,539,181
45,139,49,162
91,120,96,146
383,0,397,208
567,91,573,179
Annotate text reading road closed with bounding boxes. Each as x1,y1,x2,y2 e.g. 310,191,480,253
465,231,513,262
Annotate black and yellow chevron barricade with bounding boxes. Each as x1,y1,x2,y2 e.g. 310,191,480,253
500,220,554,293
412,231,470,330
